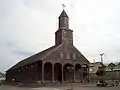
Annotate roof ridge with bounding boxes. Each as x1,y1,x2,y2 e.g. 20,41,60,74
7,45,57,71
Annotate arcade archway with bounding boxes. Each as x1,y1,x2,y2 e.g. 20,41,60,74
63,63,74,82
44,62,52,81
75,64,82,81
54,63,62,82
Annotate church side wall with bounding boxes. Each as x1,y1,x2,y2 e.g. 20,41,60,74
6,61,42,83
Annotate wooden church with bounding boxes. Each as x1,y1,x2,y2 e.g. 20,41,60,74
6,10,90,83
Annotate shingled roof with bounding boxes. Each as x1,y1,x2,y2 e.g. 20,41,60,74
7,45,58,71
59,10,69,18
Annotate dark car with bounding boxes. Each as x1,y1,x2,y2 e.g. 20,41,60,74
96,80,107,87
114,80,119,86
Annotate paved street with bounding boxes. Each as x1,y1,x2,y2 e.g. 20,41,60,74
0,84,120,90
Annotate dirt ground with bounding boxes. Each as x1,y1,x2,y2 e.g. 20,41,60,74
0,83,120,90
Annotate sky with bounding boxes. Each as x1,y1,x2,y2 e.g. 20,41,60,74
0,0,120,72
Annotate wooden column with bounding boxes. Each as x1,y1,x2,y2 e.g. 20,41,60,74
73,66,75,83
41,61,44,84
52,63,54,83
81,67,83,82
87,66,90,82
62,65,64,83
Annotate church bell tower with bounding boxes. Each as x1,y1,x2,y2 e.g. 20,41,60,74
55,10,73,46
59,10,69,29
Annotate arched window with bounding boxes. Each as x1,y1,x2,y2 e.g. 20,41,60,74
66,53,70,59
25,66,28,69
60,53,64,58
31,64,34,68
73,53,76,59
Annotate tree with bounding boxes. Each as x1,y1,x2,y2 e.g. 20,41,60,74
108,63,115,71
117,62,120,68
96,68,106,76
96,67,106,82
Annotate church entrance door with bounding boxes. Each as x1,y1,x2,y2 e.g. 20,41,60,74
54,63,62,82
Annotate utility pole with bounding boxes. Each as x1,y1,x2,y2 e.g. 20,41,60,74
100,53,104,63
93,59,95,63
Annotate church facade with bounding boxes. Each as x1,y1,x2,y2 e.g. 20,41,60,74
6,10,90,83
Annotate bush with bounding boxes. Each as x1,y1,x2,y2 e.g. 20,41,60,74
96,68,106,76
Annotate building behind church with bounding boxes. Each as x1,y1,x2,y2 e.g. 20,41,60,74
89,62,120,82
105,63,120,80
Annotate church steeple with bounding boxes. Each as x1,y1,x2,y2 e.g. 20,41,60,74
59,10,68,18
55,10,73,46
58,10,69,29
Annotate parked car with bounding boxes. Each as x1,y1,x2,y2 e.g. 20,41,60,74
96,80,107,87
114,80,119,86
106,80,115,86
97,79,120,87
0,80,1,85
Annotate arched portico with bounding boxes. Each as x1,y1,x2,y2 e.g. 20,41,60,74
82,64,89,82
54,63,62,82
44,62,52,81
41,61,89,83
75,63,82,82
63,63,74,82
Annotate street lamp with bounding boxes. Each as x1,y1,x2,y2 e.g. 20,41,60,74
100,53,104,63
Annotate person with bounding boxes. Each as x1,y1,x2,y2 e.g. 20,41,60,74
0,80,2,86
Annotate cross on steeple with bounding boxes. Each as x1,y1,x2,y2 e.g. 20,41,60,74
62,4,66,10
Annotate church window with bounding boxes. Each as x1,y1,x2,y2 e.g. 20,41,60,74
69,38,73,44
31,64,34,68
23,67,25,70
63,31,66,34
73,53,76,59
63,31,66,37
21,68,23,71
12,78,15,81
67,67,70,69
66,53,70,59
60,53,64,58
25,66,28,69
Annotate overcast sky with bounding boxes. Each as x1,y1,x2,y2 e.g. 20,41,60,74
0,0,120,72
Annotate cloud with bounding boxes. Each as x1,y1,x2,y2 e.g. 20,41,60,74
12,50,33,56
0,0,120,72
